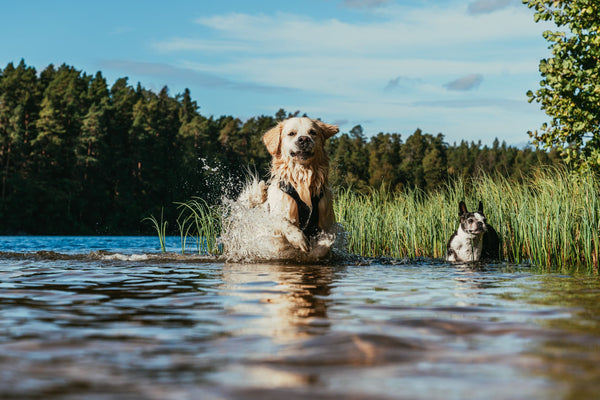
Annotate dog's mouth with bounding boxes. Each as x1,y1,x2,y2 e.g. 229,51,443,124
290,150,314,160
466,226,486,235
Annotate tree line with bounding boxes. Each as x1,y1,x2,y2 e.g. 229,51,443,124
327,125,561,193
0,61,561,234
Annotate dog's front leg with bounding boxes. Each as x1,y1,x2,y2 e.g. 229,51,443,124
274,219,309,252
285,228,310,253
266,185,311,252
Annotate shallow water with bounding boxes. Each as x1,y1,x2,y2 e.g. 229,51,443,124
1,237,600,399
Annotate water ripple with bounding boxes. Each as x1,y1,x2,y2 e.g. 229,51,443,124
0,239,600,399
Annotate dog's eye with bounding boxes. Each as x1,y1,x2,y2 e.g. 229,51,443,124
288,131,296,136
309,129,317,136
468,218,474,223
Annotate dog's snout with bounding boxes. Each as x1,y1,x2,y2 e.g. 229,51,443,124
296,135,313,149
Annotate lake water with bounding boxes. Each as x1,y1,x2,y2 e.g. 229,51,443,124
1,236,600,399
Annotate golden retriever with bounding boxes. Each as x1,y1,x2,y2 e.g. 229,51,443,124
243,117,339,259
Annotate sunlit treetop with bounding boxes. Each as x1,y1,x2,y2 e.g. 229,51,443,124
524,0,600,171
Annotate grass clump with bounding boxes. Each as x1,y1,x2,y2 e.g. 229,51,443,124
144,199,222,255
175,198,222,255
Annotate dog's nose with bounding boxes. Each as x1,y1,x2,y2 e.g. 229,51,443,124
296,136,312,149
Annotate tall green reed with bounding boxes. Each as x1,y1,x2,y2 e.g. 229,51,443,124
175,198,222,255
144,199,222,255
142,208,168,253
335,168,600,273
146,168,598,272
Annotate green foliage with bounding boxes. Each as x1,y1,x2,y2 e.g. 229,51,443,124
0,60,564,234
336,168,600,273
524,0,600,170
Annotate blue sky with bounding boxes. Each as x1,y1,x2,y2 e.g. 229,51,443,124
1,0,554,146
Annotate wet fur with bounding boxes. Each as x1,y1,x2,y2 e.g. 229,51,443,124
245,117,338,257
446,201,501,263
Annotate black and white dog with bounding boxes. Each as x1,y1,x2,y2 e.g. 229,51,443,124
445,201,501,263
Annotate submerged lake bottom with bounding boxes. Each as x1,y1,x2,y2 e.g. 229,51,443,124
1,237,600,399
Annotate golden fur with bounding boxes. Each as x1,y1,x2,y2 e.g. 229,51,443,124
260,117,338,254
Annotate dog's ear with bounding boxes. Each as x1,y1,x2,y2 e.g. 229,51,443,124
478,201,484,215
263,123,282,156
315,120,339,140
459,201,468,216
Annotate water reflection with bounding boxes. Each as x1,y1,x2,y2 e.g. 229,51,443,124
219,263,337,339
449,263,527,307
516,274,600,400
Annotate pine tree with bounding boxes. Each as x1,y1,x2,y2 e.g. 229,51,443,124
367,133,402,190
400,129,427,189
0,61,39,200
422,134,448,192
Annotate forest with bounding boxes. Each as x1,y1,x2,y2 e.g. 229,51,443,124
0,60,562,235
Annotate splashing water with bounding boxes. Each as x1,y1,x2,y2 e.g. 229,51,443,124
197,157,247,204
219,178,348,263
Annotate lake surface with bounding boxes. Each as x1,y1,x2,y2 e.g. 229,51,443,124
1,236,600,399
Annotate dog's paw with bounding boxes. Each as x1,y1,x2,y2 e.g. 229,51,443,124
285,229,310,253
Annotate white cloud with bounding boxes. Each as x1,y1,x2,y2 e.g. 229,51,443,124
341,0,394,8
181,6,542,57
468,0,516,15
98,59,296,93
182,56,533,98
414,98,527,111
153,38,249,53
147,2,550,144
